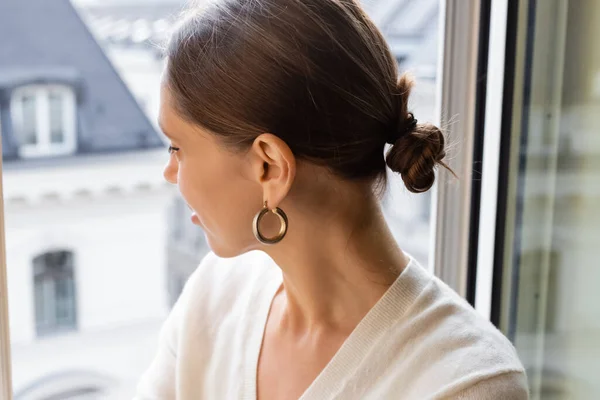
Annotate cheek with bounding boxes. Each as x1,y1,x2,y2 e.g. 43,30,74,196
177,157,259,239
176,161,215,215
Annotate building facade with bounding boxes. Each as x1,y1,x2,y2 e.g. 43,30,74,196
0,0,174,397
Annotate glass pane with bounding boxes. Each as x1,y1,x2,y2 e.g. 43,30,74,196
49,92,65,144
34,279,56,335
501,1,600,399
20,94,37,145
55,278,75,325
32,251,76,335
34,280,47,328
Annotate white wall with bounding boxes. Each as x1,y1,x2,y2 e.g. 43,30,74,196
2,149,174,345
5,189,171,344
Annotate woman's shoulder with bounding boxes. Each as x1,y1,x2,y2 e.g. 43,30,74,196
388,262,527,396
399,262,519,354
424,272,522,363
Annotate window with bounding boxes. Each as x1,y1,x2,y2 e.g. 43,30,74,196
10,85,77,158
33,251,77,336
476,0,600,398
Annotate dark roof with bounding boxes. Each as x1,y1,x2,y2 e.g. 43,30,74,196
0,0,163,161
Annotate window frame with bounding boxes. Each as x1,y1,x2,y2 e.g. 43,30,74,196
473,0,521,324
0,139,13,398
431,0,483,297
10,84,77,158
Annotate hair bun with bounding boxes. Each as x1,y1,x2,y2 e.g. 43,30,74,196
385,123,447,193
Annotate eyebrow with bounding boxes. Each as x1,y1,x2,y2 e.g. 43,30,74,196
158,121,175,140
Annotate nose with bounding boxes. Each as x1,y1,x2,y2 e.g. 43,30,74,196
163,155,178,185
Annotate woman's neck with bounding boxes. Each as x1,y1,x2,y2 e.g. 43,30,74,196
263,187,409,335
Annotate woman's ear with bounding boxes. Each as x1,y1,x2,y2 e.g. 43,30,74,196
248,133,296,208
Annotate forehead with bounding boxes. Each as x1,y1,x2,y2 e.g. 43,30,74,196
158,84,175,123
158,84,211,143
158,84,184,138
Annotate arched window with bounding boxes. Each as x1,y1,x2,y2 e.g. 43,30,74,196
10,84,77,158
13,369,114,400
33,251,77,336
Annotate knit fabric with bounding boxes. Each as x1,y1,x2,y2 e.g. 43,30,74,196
134,251,528,399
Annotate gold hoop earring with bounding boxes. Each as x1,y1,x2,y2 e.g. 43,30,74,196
253,201,288,245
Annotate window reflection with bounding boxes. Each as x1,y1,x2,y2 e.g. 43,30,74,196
501,0,600,398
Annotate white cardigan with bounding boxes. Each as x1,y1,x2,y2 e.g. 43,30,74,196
135,251,528,399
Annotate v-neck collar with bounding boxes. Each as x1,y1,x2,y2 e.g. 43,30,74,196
242,265,283,400
243,257,431,400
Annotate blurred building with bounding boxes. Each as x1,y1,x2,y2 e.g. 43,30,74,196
0,0,174,397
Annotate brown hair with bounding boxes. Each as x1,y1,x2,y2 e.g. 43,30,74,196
165,0,451,193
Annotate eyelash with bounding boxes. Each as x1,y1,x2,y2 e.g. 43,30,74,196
168,145,180,154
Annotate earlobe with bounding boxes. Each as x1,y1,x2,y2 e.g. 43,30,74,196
250,133,296,208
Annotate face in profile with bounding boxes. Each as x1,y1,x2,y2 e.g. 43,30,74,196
159,83,264,258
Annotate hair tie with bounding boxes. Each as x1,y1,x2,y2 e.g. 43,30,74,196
406,113,418,131
386,112,418,145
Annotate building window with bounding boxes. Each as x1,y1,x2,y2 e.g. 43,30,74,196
33,251,77,336
10,85,77,158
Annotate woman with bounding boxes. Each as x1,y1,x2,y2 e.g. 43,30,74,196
135,0,528,398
